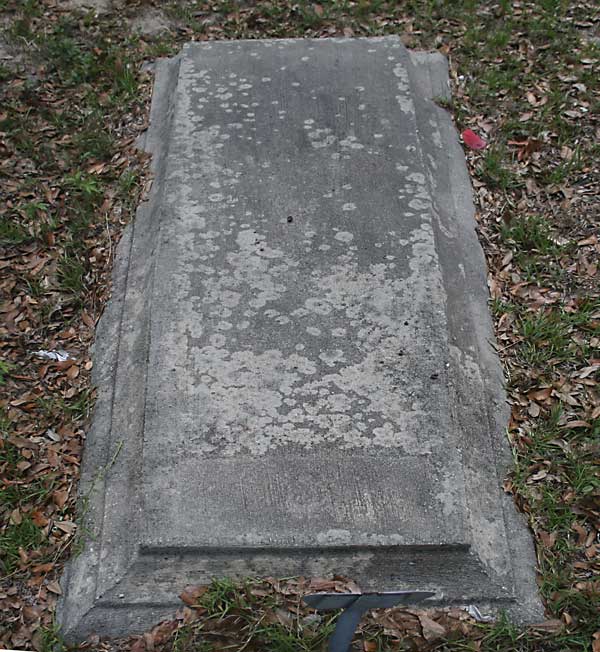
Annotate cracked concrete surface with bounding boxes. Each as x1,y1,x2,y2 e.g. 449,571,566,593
58,37,542,640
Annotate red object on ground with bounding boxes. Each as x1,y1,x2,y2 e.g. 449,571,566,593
461,129,487,150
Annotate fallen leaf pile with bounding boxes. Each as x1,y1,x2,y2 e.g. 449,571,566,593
1,0,152,645
109,577,570,652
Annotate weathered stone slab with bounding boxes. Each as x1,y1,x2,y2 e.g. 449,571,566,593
58,38,542,640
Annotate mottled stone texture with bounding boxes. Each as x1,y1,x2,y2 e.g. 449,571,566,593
58,38,541,640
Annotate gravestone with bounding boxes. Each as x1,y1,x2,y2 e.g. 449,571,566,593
58,37,542,640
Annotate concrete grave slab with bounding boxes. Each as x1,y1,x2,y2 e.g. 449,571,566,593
58,37,542,640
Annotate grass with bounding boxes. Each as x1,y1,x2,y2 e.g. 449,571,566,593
0,361,13,385
510,409,600,644
156,579,339,652
36,388,95,424
0,216,31,246
0,435,58,575
37,623,68,652
0,439,50,575
0,4,146,625
479,146,520,191
199,577,246,617
501,215,563,255
517,300,598,367
518,311,574,365
255,621,335,652
74,120,115,162
65,171,103,199
57,253,87,298
0,516,46,575
64,387,95,421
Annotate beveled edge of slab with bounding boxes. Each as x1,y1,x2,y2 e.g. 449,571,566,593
408,50,541,622
60,546,517,638
57,53,183,639
58,39,543,642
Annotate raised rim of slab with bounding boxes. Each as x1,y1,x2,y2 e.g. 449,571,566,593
409,49,541,622
58,37,542,641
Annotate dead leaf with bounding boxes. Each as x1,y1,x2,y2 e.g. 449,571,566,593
32,562,54,575
578,235,597,246
31,510,49,527
529,469,548,482
578,365,599,379
179,585,208,607
528,387,552,402
52,489,69,508
82,310,95,327
529,619,563,633
54,520,77,535
539,530,557,548
572,522,588,546
309,578,337,591
22,604,42,622
131,636,147,652
563,420,591,429
418,614,446,641
46,581,62,595
66,365,80,380
87,162,106,174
